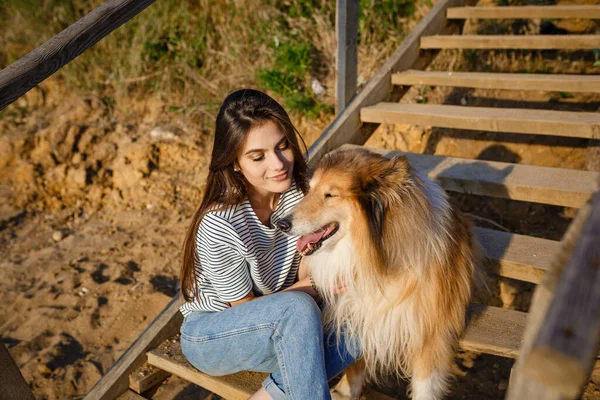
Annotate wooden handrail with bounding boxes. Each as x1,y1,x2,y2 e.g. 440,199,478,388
522,187,600,398
507,181,600,399
0,0,156,110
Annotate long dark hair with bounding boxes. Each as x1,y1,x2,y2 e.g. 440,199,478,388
180,89,309,301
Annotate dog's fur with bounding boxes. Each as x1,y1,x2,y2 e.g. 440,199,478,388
278,148,479,400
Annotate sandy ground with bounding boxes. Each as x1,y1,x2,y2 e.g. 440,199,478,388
2,14,600,400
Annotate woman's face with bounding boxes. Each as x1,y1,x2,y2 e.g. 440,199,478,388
237,120,295,198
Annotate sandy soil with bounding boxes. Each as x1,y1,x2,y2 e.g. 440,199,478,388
2,14,600,400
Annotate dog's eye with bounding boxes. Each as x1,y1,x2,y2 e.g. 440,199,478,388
324,193,336,198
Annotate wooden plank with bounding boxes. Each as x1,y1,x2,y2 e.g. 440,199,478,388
0,0,157,110
506,185,597,399
447,5,600,19
523,188,600,398
392,70,600,93
0,343,35,400
352,145,599,208
420,35,600,50
147,339,265,400
360,103,600,139
84,294,184,400
307,0,466,166
336,0,360,113
462,304,527,358
129,362,171,394
147,351,258,400
117,390,147,400
475,227,556,284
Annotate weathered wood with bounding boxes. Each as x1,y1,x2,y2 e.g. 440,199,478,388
354,145,599,208
523,188,600,398
307,0,466,166
506,185,597,400
462,304,527,358
85,294,184,400
129,362,171,394
0,343,35,400
117,390,147,400
336,0,360,113
360,103,600,139
0,0,157,110
392,70,600,93
447,5,600,19
421,35,600,49
475,227,556,284
147,347,260,400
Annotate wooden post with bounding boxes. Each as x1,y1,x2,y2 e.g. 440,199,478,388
0,343,35,400
336,0,359,114
0,0,157,110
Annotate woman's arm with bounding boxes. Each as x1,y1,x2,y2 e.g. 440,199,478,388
229,258,319,308
230,258,317,308
281,257,318,296
229,290,255,307
281,275,318,296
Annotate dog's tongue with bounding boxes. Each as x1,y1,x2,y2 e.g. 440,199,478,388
296,224,335,254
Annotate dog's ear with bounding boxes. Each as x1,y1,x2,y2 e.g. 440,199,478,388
358,155,411,255
383,155,411,186
359,190,386,245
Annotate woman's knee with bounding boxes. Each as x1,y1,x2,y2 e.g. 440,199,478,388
276,291,322,327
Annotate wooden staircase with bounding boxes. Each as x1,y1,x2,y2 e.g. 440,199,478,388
85,2,600,400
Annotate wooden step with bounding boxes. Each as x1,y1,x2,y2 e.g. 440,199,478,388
463,304,526,358
147,340,262,400
475,227,556,284
343,145,599,208
392,70,600,93
420,35,600,49
360,103,600,140
146,339,394,400
447,5,600,19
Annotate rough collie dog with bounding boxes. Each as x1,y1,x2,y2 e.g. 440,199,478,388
277,147,478,400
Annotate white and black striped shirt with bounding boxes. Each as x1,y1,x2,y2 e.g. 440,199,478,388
180,182,304,315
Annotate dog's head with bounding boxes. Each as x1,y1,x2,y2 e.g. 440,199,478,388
277,148,412,259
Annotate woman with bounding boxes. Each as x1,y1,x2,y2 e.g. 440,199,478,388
179,89,358,400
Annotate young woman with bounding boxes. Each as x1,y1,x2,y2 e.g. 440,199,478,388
179,89,358,400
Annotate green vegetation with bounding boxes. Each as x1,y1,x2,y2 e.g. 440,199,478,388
256,38,329,117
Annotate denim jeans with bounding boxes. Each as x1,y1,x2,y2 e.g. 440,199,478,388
180,291,359,400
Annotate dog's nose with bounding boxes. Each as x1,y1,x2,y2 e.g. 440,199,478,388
277,218,292,232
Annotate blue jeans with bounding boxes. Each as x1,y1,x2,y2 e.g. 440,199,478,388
180,291,359,400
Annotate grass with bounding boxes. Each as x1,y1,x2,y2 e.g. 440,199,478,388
0,0,421,120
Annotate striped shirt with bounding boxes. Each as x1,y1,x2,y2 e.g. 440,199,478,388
180,181,304,315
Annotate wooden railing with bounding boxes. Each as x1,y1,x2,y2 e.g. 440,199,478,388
0,0,156,111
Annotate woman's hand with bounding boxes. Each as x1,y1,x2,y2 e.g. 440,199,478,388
333,281,348,295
